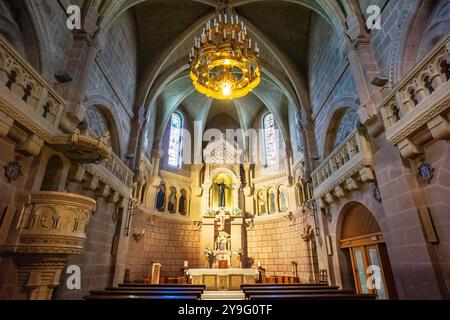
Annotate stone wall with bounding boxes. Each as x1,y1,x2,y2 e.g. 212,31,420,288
126,214,202,282
85,10,137,153
412,140,450,292
53,189,120,300
307,14,359,160
246,212,318,281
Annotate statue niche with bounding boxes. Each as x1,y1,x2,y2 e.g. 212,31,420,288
215,231,231,251
211,173,233,209
215,230,231,269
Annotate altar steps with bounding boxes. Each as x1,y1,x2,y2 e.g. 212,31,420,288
201,291,245,300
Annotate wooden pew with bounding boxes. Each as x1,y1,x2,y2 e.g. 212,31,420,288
86,289,203,300
244,289,352,299
104,287,204,293
118,283,205,289
241,284,336,290
248,293,377,300
85,294,198,300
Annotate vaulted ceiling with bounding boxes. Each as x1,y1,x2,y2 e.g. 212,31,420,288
111,0,343,148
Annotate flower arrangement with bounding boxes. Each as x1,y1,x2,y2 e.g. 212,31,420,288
203,248,214,257
233,248,244,258
205,208,216,217
231,208,243,217
203,248,215,268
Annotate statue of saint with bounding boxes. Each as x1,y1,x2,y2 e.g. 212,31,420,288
156,186,165,212
215,181,232,207
216,232,229,251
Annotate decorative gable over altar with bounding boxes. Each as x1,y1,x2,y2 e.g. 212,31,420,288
203,138,243,165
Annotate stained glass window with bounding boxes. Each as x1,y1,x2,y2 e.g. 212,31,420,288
263,113,277,167
168,112,183,168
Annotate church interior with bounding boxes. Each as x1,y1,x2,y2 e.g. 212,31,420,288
0,0,449,301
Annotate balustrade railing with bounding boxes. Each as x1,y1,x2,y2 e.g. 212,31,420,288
378,35,450,132
102,152,134,188
312,130,374,200
0,37,65,129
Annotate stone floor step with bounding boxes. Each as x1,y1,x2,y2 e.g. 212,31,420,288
201,290,245,300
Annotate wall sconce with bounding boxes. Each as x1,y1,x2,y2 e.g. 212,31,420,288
132,228,146,243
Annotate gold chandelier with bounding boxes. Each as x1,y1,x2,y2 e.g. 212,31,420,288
189,0,261,100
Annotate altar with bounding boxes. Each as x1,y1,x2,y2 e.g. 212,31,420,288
189,268,256,290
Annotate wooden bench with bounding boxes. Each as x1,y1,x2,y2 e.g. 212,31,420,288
118,283,206,289
248,293,377,300
85,294,198,300
104,287,204,293
244,289,353,299
241,283,334,290
86,289,203,300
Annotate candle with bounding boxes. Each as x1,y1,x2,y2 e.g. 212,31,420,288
257,261,261,267
184,261,188,267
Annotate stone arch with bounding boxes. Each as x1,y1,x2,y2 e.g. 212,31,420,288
417,0,450,60
203,167,240,211
322,106,360,158
335,201,397,299
319,94,359,158
84,97,124,157
3,0,53,79
391,0,435,84
0,12,25,56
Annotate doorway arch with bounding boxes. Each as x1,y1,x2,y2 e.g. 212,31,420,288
337,202,397,299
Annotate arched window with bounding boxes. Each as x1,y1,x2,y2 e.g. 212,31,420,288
168,112,183,168
86,107,109,140
85,106,120,154
334,110,359,148
263,113,277,167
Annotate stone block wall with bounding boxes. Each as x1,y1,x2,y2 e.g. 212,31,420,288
85,10,138,153
413,140,450,292
126,214,202,282
54,191,120,300
246,213,318,281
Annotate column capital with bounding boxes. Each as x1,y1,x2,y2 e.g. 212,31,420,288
151,148,165,159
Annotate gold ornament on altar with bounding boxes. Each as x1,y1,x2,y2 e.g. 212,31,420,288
189,0,261,100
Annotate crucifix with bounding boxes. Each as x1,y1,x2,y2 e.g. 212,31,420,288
215,209,230,231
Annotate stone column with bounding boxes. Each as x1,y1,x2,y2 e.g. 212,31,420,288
14,257,66,300
150,149,164,187
243,162,255,215
190,164,204,219
285,147,294,186
201,217,216,267
67,34,101,123
230,217,244,268
301,225,316,283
